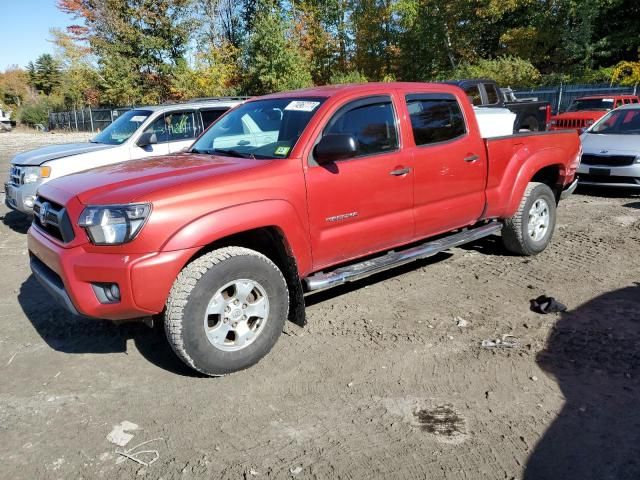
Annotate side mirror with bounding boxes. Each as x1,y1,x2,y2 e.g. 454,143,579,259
315,134,358,164
137,132,157,147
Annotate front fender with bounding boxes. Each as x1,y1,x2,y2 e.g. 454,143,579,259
160,199,312,275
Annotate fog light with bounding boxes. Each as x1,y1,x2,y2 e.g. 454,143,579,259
24,196,35,208
91,282,121,304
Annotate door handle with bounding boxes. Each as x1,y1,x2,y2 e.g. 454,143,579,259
464,154,480,163
237,140,251,146
390,167,411,176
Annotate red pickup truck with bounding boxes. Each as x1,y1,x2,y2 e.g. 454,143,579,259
550,94,639,132
27,83,580,376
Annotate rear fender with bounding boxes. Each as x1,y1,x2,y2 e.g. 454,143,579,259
485,147,567,219
161,200,312,275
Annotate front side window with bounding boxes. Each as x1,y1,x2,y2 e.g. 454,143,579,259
92,109,152,145
140,111,198,143
406,94,466,145
165,111,198,141
324,98,398,157
191,98,325,159
464,85,482,106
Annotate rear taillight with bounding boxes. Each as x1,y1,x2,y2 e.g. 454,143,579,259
545,105,551,125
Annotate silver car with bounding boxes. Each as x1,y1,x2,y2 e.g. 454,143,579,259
577,104,640,189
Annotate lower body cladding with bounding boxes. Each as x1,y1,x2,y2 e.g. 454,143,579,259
4,181,38,214
577,163,640,189
27,226,199,320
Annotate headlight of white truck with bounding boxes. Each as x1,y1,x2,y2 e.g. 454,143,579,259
78,204,151,245
22,166,51,184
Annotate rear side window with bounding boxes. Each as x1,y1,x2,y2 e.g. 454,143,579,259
325,97,398,157
464,85,482,106
484,84,499,104
406,94,466,145
201,108,227,129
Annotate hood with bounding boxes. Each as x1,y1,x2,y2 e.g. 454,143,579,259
11,142,116,166
581,133,640,155
41,153,274,205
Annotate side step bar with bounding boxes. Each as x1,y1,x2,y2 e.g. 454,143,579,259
304,222,502,292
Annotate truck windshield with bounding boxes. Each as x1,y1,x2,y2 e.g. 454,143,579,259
591,109,640,135
567,99,614,112
91,109,152,145
190,98,325,159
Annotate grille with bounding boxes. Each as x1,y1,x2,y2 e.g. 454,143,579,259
581,154,637,167
556,118,587,129
9,165,22,186
32,197,75,243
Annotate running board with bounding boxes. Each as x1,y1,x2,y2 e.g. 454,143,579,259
304,222,502,292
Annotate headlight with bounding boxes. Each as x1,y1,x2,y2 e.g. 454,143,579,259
22,166,51,184
78,203,151,245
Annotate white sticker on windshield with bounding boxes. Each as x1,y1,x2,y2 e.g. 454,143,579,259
285,101,320,112
130,115,147,122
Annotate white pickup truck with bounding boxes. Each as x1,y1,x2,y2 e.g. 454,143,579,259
5,98,244,214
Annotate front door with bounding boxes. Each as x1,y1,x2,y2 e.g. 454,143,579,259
304,95,414,269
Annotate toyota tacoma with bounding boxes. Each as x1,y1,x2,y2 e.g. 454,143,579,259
27,83,581,376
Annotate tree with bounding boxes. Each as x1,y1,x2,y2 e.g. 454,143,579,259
27,54,62,95
242,0,313,94
58,0,197,104
0,66,31,107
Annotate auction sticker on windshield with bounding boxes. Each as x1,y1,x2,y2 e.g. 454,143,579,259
285,101,320,112
130,115,148,122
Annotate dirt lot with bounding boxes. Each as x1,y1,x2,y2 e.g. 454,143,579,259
1,130,639,479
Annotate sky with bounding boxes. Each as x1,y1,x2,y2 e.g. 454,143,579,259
1,0,76,70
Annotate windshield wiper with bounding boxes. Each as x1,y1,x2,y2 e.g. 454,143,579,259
213,148,255,159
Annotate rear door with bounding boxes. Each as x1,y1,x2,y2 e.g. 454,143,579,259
403,93,487,237
304,95,414,268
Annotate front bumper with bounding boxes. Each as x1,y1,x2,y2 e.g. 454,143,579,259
27,226,199,320
4,181,39,214
577,163,640,189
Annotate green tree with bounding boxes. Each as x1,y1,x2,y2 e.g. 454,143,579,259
27,54,62,95
242,0,313,94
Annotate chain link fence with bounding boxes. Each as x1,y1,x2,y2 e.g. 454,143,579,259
48,108,132,132
513,83,638,114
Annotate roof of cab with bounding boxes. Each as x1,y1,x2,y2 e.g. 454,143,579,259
253,82,464,101
576,94,638,100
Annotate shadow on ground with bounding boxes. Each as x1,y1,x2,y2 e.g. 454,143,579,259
575,185,640,199
623,201,640,210
18,275,202,377
2,210,32,234
525,283,640,479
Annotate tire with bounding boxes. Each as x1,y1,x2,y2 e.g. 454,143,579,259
165,246,289,376
502,182,556,256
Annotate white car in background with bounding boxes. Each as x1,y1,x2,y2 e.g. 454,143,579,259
5,98,245,214
577,103,640,189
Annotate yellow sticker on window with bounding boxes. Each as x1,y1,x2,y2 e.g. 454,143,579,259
274,146,290,156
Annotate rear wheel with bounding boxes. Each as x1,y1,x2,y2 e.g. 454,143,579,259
502,182,556,256
165,247,289,376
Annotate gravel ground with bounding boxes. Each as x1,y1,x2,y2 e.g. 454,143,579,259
1,130,639,479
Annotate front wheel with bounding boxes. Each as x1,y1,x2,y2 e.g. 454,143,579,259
165,247,289,376
502,182,556,256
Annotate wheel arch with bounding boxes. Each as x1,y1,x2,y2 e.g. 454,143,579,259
161,201,310,326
